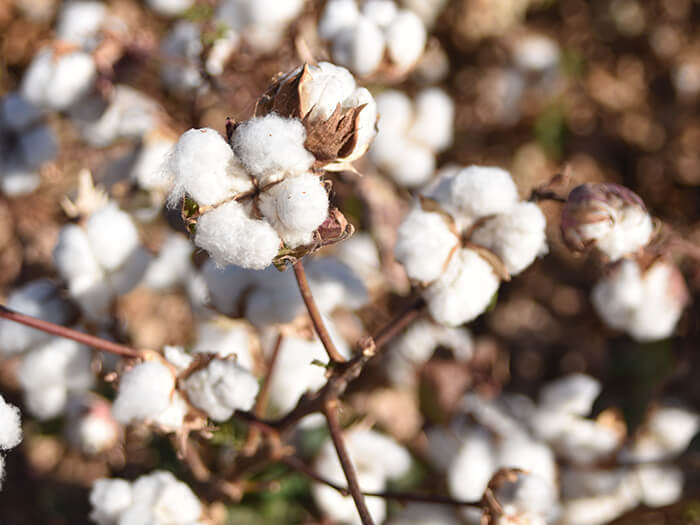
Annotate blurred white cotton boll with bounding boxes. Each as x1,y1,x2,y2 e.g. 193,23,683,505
0,157,42,196
385,10,427,71
1,92,44,131
111,361,176,425
205,30,240,76
375,90,413,132
447,427,496,501
200,260,261,315
424,248,500,326
408,88,454,152
182,359,259,421
258,173,329,248
373,135,435,187
394,206,459,283
194,200,280,269
131,137,175,192
161,22,204,93
494,472,560,525
470,201,547,275
0,280,72,356
85,203,140,271
232,114,314,186
362,0,398,27
55,1,106,45
539,374,601,416
143,233,194,291
168,128,253,207
621,406,699,463
192,319,254,371
333,17,386,77
319,0,360,39
512,34,560,72
89,478,133,525
448,165,519,219
66,397,120,454
635,465,683,507
21,48,96,111
146,0,195,16
0,394,22,450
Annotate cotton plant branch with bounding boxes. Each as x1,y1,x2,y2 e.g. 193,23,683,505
0,304,142,359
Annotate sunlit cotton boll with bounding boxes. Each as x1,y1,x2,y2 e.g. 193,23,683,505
146,0,195,16
318,0,360,40
258,173,329,248
160,22,204,94
55,1,107,46
446,165,519,220
408,88,454,152
384,10,427,71
494,471,561,525
332,16,386,77
0,394,22,451
194,200,281,270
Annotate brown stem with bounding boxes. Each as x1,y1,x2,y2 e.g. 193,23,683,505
0,304,141,358
292,259,346,363
372,297,425,351
322,398,376,525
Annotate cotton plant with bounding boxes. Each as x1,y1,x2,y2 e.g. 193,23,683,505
369,88,454,188
394,165,548,326
0,92,57,196
313,428,412,524
318,0,427,78
0,394,22,490
89,470,205,525
168,62,377,271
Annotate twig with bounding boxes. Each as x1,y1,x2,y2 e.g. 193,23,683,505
372,297,425,350
322,398,376,525
0,305,142,358
292,259,346,363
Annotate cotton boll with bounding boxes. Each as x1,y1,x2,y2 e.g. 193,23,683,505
161,22,204,93
0,157,42,196
512,34,560,72
343,87,378,160
647,407,699,455
258,173,329,248
168,128,253,206
448,165,518,219
182,359,259,421
85,204,139,272
143,234,193,291
313,469,386,525
152,478,203,523
1,92,44,131
55,1,106,45
299,61,357,121
332,17,386,77
395,206,459,283
447,427,496,501
205,30,240,76
112,361,175,424
385,10,427,71
635,465,683,507
319,0,361,39
18,124,56,167
201,259,261,315
152,392,188,430
424,248,500,326
345,429,412,480
333,232,381,284
146,0,195,16
192,319,254,371
89,478,133,525
375,135,436,187
408,88,454,152
498,436,557,487
375,90,413,132
561,471,641,525
194,200,280,269
539,374,601,417
232,114,314,186
495,472,560,525
131,138,175,192
0,280,72,356
470,201,547,275
362,0,398,27
305,256,369,311
0,395,22,450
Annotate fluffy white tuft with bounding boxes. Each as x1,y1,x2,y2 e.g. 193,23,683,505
332,17,386,77
0,394,22,450
385,10,427,70
319,0,361,39
111,361,176,424
447,165,519,219
85,203,140,272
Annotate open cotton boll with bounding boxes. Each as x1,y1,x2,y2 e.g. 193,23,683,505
132,138,175,192
345,429,412,480
205,29,240,76
394,206,459,283
1,92,44,131
0,157,42,196
194,200,280,269
192,319,254,371
319,0,360,39
447,427,497,501
297,61,357,120
0,394,22,450
112,361,176,424
0,280,72,356
592,207,653,262
512,34,560,72
258,173,329,248
635,465,683,508
621,406,699,462
362,0,398,27
375,90,413,132
561,470,641,525
18,124,57,168
313,468,386,525
168,128,253,206
182,359,259,421
408,88,454,152
495,472,560,525
374,135,436,187
146,0,195,16
447,165,519,219
470,201,547,275
539,374,601,417
424,248,500,326
332,17,386,77
305,256,370,311
85,204,140,272
151,476,203,524
498,436,557,487
55,1,106,45
161,22,204,94
342,87,378,159
89,478,133,525
21,48,96,110
385,10,427,71
232,114,314,186
144,234,193,291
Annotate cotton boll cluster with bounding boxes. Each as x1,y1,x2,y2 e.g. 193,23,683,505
0,92,57,195
386,319,473,387
0,394,22,489
89,470,204,525
591,258,688,341
395,165,547,326
561,183,654,261
319,0,427,77
370,88,453,187
313,428,412,525
53,202,151,320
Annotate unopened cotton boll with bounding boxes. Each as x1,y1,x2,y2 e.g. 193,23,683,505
394,206,459,283
182,359,259,421
111,361,176,424
0,394,22,451
385,10,427,71
424,248,500,326
333,17,386,77
592,259,687,341
168,128,253,206
194,200,280,269
318,0,361,39
0,280,72,356
258,173,329,248
55,1,106,45
470,201,547,275
231,114,314,186
447,165,519,219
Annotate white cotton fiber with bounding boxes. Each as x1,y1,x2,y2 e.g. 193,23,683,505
55,1,106,45
539,374,601,417
394,206,459,283
447,428,496,501
299,62,357,120
424,248,500,326
195,200,280,269
343,87,378,157
201,259,261,315
470,201,547,275
146,0,194,16
258,173,329,248
408,88,454,151
375,90,413,132
362,0,398,27
0,394,22,450
192,319,254,371
89,478,133,525
152,477,203,523
168,128,253,206
373,136,435,187
385,10,427,71
182,359,259,421
85,204,139,272
232,115,314,186
319,0,360,39
112,361,175,424
332,17,386,78
144,234,193,291
448,165,518,219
